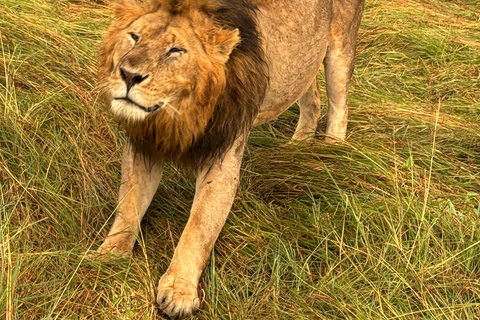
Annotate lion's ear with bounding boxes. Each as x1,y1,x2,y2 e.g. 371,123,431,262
213,28,240,64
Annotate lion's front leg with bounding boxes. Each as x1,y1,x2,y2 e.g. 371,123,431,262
97,142,163,255
157,136,246,318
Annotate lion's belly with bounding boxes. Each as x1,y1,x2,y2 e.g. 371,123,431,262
254,0,331,126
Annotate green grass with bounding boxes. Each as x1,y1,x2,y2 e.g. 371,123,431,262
1,0,480,319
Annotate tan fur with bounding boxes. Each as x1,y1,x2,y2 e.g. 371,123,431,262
95,0,364,318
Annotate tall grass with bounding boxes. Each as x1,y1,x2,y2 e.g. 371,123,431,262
1,0,480,319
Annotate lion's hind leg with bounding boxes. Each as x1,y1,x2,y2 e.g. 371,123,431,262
292,80,322,142
323,42,355,143
324,0,364,142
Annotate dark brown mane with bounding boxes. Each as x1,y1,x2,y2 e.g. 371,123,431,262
178,0,269,169
127,0,269,171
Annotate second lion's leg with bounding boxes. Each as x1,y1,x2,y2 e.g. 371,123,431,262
157,136,246,319
97,141,163,255
292,80,322,141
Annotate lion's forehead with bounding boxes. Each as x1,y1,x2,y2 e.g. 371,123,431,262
131,11,170,30
131,12,200,46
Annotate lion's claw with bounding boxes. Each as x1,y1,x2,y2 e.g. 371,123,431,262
157,275,200,318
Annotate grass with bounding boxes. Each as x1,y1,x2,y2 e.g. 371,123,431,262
1,0,480,319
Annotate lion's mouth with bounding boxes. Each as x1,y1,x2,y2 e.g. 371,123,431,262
113,97,163,113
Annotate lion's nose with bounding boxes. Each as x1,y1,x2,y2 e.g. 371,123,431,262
119,67,149,91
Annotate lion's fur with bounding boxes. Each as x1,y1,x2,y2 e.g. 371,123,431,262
98,0,268,170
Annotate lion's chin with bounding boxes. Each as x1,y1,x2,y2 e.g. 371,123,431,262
110,98,155,123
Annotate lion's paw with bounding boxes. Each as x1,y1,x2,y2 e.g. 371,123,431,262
96,235,136,255
84,243,133,262
157,274,200,319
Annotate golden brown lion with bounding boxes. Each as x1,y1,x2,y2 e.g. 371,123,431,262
95,0,364,317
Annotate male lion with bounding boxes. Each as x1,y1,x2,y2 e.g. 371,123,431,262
96,0,364,317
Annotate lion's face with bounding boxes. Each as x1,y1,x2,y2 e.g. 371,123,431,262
110,13,192,120
98,1,240,153
107,11,210,122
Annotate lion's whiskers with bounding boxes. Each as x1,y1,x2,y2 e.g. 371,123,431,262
160,97,182,117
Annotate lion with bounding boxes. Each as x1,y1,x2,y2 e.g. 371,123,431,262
95,0,364,317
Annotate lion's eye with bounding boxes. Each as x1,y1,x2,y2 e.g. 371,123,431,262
129,32,140,43
166,47,186,57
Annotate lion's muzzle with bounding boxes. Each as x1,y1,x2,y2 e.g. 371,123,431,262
120,67,149,92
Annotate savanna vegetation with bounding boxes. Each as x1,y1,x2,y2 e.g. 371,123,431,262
1,0,480,319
